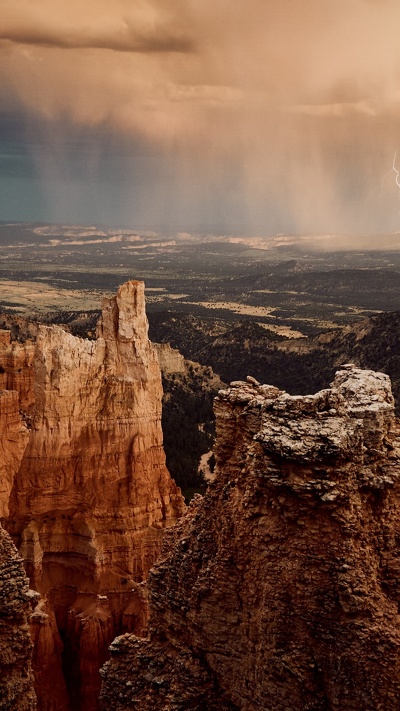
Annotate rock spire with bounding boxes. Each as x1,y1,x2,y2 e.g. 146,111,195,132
0,280,185,710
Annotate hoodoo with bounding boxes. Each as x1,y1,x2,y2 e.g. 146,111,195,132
0,280,185,710
101,365,400,710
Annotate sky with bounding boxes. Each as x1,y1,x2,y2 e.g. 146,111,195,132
2,0,400,236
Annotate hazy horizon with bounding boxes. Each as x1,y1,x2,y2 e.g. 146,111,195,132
3,220,400,254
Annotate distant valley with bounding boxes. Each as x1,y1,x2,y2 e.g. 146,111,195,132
2,222,400,496
1,222,400,336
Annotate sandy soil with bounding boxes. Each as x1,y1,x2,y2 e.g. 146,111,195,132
0,280,105,315
257,323,306,339
0,281,189,315
187,301,277,317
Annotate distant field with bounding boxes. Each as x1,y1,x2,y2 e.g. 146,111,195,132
0,279,103,314
0,222,399,334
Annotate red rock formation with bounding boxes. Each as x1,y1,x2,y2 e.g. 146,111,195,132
1,280,185,710
0,330,35,413
100,365,400,710
0,526,37,710
0,387,36,710
29,598,68,711
0,389,29,518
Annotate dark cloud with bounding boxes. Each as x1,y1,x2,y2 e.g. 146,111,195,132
2,0,400,235
0,25,194,54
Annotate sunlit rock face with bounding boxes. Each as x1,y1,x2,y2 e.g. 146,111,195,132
0,330,35,425
154,342,186,374
0,393,36,711
0,280,185,711
0,525,37,711
0,389,30,518
101,365,400,711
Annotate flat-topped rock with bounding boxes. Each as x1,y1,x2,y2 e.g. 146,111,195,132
216,365,396,463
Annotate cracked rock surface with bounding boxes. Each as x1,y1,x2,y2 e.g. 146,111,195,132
0,525,36,711
101,365,400,710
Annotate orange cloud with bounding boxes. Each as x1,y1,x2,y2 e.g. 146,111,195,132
287,102,377,118
0,9,194,54
2,0,400,133
2,0,400,234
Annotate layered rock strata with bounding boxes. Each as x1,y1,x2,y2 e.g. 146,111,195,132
101,365,400,710
1,280,185,710
0,330,35,415
0,525,37,711
0,389,30,518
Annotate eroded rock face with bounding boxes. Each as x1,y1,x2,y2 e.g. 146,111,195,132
0,390,29,518
0,525,37,711
154,343,186,375
0,331,35,417
101,365,400,710
1,280,185,710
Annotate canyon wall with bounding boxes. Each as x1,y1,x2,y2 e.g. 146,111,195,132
154,342,186,375
0,385,36,710
0,280,185,710
101,365,400,710
0,388,30,518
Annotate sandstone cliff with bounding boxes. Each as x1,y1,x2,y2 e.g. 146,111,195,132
0,330,35,416
0,525,37,711
0,389,30,518
154,342,186,375
0,388,36,711
101,365,400,710
0,280,185,710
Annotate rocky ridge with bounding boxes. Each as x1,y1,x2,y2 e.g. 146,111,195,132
0,280,185,710
148,308,400,417
101,365,400,710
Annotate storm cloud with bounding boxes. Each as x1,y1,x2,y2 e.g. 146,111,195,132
2,0,400,236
